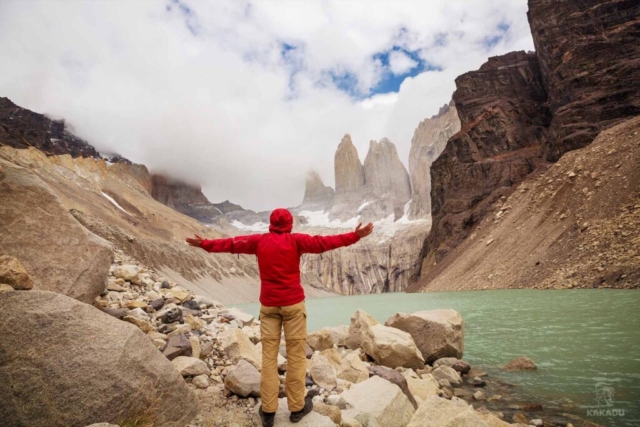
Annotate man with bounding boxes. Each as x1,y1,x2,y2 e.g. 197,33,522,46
186,208,373,426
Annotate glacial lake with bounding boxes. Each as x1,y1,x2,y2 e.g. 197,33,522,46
237,289,640,427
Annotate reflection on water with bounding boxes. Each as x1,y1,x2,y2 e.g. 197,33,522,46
237,289,640,427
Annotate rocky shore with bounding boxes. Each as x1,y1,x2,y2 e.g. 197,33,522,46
1,252,602,427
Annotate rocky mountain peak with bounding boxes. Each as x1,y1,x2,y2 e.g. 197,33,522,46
0,97,100,158
408,101,461,219
363,138,411,202
334,134,365,196
302,170,334,208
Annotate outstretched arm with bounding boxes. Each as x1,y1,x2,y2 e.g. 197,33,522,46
186,233,261,255
295,222,374,254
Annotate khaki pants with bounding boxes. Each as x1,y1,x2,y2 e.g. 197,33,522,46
259,301,307,413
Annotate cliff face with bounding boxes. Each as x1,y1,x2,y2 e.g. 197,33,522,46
414,0,640,291
361,138,412,221
408,102,461,220
408,116,640,292
331,134,366,219
0,97,99,158
528,0,640,161
300,222,430,295
421,51,551,270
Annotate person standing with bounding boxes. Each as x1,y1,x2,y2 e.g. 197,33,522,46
186,208,373,426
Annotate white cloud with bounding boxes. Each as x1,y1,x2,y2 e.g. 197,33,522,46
388,51,418,75
0,0,533,211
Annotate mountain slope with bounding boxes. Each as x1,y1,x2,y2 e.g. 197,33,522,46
409,116,640,292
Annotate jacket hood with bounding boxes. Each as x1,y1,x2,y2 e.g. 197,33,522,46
269,208,293,233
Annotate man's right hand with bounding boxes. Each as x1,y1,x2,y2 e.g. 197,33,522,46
355,222,374,238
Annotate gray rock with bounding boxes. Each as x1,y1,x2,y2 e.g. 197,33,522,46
112,264,141,284
192,374,209,389
432,366,462,386
171,356,210,377
310,363,338,390
0,290,197,426
162,333,192,360
272,397,337,426
0,162,113,303
326,394,349,409
225,360,261,397
219,328,261,369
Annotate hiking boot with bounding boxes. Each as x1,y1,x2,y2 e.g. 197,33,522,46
289,389,319,423
259,406,275,427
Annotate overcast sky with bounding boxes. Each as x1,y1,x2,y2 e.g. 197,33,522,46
0,0,534,211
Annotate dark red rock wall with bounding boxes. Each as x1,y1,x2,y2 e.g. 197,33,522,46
528,0,640,161
421,51,551,271
0,97,100,158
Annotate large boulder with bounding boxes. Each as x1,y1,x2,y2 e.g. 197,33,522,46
0,255,34,290
0,161,113,303
368,365,418,409
346,310,424,369
431,366,462,386
225,359,261,397
346,310,378,350
218,328,261,369
342,375,415,427
0,290,197,426
407,396,489,427
363,324,425,370
385,310,463,363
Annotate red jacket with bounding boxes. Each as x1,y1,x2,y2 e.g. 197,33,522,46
200,208,361,307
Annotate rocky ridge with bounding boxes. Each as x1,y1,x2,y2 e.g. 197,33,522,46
411,114,640,292
0,96,100,158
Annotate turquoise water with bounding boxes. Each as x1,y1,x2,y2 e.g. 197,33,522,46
237,290,640,427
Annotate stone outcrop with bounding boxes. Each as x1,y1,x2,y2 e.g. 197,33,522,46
362,138,412,221
408,101,461,219
417,51,550,280
385,310,464,363
528,0,640,161
503,356,537,371
0,290,197,427
302,170,335,209
0,159,113,303
0,97,100,158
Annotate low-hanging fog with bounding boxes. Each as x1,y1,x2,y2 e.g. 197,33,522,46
0,0,533,211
